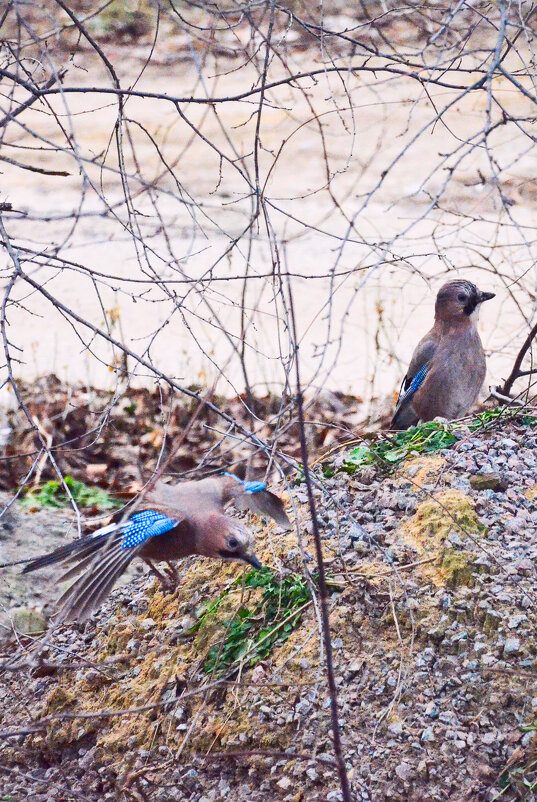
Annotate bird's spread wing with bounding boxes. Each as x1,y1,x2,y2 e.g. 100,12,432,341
391,336,438,430
233,486,292,529
223,473,291,529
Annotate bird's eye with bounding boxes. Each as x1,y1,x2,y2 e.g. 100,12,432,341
228,537,239,549
457,293,466,302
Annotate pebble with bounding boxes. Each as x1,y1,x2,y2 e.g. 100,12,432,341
504,637,521,655
508,614,528,629
425,702,439,718
395,762,414,782
388,721,403,736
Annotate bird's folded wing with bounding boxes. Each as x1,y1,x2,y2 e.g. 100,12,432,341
391,336,438,429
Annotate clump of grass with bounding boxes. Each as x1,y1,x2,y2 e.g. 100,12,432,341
20,476,121,510
190,568,314,676
469,406,537,430
497,743,537,795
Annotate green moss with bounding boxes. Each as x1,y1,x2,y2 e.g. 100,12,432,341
45,687,76,713
400,490,484,587
411,491,483,542
441,549,475,587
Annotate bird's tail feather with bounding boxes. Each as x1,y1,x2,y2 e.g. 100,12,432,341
390,401,420,431
22,525,140,623
22,532,109,574
56,541,136,622
58,546,110,584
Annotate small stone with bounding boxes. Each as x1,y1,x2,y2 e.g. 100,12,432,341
504,637,520,655
395,762,414,782
516,559,533,576
332,638,343,649
183,768,197,780
388,721,403,736
277,777,292,790
508,615,528,629
425,702,439,719
349,523,371,541
421,726,435,742
251,664,266,684
139,618,156,630
469,473,505,492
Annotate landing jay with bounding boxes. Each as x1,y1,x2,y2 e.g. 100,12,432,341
20,473,291,623
391,280,495,430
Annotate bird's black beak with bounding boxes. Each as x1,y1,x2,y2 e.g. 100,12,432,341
479,291,495,303
243,554,262,570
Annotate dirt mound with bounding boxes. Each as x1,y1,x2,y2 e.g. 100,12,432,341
2,421,537,800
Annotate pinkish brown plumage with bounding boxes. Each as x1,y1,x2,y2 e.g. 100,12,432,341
391,280,495,429
20,473,290,622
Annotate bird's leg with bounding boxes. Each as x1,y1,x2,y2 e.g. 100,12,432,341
143,559,175,591
164,561,179,586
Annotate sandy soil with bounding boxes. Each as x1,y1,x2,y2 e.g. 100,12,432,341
2,42,536,406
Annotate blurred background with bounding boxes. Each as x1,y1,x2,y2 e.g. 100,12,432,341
2,1,536,417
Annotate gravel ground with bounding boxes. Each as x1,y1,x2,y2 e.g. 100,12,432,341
2,422,537,801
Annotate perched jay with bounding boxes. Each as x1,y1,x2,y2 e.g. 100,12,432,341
391,280,495,430
20,473,291,623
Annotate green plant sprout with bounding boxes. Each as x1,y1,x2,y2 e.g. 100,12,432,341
190,568,332,676
337,420,456,475
322,407,537,477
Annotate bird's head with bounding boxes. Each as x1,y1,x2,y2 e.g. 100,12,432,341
197,513,262,569
435,280,495,322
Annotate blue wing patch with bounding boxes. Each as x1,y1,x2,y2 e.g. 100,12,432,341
243,480,266,494
120,510,178,550
408,364,429,395
223,472,266,494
